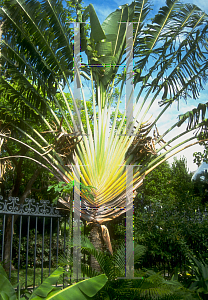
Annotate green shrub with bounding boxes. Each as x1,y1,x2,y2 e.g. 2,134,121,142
12,230,65,269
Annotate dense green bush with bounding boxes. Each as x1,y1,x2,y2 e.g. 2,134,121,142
111,205,208,278
12,230,66,269
134,205,208,272
110,158,208,278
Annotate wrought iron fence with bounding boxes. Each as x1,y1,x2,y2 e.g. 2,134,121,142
0,196,72,291
1,195,207,292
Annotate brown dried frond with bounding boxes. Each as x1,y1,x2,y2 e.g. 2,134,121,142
153,125,171,150
0,122,11,150
41,119,82,161
55,131,82,159
0,122,11,136
126,120,156,162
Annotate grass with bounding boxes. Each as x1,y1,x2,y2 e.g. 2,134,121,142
9,266,88,290
10,268,70,288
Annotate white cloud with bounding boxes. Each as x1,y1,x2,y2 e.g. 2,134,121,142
133,95,207,173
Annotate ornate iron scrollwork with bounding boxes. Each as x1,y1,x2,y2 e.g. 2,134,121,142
0,196,62,217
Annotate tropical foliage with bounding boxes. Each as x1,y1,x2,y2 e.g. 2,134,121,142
111,158,208,275
60,236,201,300
1,0,208,259
0,264,108,299
188,255,208,299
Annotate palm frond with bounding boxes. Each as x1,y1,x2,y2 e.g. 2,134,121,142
178,102,208,130
0,0,75,118
134,0,208,108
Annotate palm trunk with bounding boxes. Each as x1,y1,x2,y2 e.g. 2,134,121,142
89,223,102,273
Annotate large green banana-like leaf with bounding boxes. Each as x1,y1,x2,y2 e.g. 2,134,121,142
29,269,108,299
81,0,150,106
0,266,16,300
46,274,107,300
0,265,108,300
85,4,106,43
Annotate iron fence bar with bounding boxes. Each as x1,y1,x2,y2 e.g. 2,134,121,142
49,217,52,276
33,216,38,289
163,258,165,277
70,227,72,285
41,217,45,284
184,257,186,276
56,217,59,287
17,215,22,287
56,218,59,269
83,220,86,279
63,216,67,288
1,214,5,262
9,214,14,281
168,261,170,277
180,254,182,273
175,253,178,275
25,215,30,288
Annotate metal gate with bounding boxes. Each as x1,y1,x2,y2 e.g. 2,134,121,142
0,196,71,291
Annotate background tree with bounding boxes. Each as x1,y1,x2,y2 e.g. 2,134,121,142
112,157,208,277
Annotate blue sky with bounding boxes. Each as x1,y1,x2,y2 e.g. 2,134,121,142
79,0,208,172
